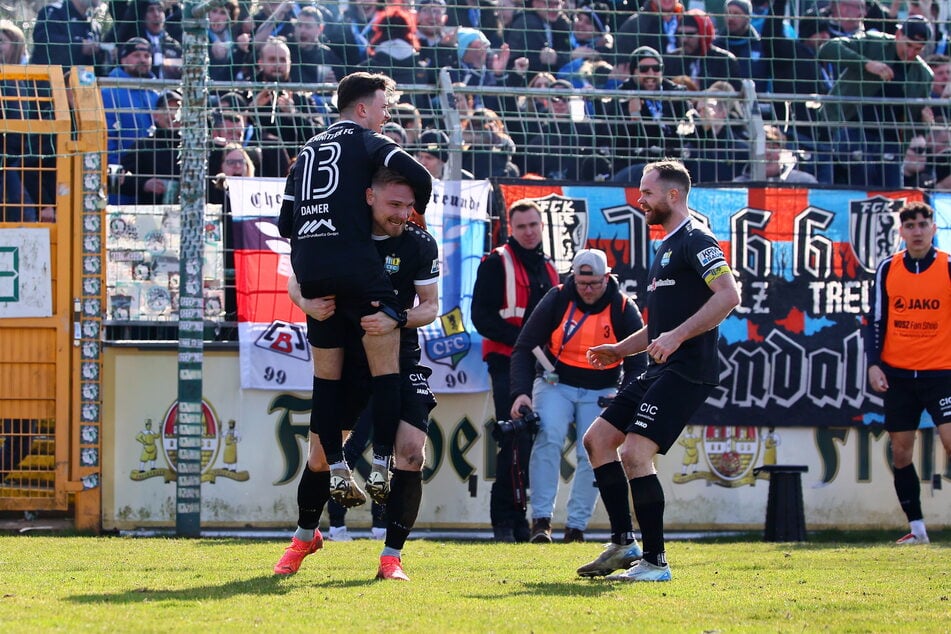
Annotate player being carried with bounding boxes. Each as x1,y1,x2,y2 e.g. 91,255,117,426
278,72,432,508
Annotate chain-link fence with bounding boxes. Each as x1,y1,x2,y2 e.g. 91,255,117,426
4,0,951,343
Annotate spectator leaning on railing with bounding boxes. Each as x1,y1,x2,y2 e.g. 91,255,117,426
818,15,935,189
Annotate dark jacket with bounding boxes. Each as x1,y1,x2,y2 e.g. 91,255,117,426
30,0,105,71
818,32,933,125
505,10,573,73
510,276,646,397
663,44,743,91
119,126,181,205
605,77,689,171
615,0,685,61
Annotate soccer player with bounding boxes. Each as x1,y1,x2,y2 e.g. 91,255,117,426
278,72,432,508
865,200,951,546
579,160,739,582
275,167,440,580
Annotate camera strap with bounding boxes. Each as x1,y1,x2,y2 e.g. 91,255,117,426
531,346,556,373
554,303,590,363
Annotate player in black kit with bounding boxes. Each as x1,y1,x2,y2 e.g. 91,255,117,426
278,72,432,508
578,160,740,582
275,167,440,581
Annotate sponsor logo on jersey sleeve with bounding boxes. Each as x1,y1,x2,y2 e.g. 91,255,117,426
696,246,725,268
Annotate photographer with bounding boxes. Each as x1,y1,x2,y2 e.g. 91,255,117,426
472,199,560,543
510,249,646,543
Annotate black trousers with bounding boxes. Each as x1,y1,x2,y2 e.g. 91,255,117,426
486,355,532,541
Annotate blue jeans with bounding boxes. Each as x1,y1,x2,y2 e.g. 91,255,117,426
529,378,616,530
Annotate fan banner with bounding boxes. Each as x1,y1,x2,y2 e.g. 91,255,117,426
230,177,492,393
495,183,949,428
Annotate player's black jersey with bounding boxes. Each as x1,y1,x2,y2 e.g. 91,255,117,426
645,217,728,384
281,120,401,283
375,222,441,361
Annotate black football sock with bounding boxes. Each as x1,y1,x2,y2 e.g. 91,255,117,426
893,463,923,522
312,377,344,463
593,462,636,545
630,474,666,566
384,468,423,552
297,467,330,533
370,373,400,458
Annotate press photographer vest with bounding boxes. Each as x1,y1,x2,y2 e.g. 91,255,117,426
546,286,627,371
881,250,951,371
482,243,559,359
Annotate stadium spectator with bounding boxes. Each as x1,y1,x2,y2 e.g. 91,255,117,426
415,0,457,82
472,198,560,542
926,53,951,121
488,0,523,49
510,249,645,544
288,6,345,85
462,107,520,178
733,125,818,183
252,0,307,48
365,6,421,82
0,19,51,222
382,121,409,146
769,4,834,182
522,79,609,179
865,200,951,547
679,80,750,183
244,37,323,177
30,0,107,72
414,129,474,179
579,159,739,582
209,142,255,206
118,90,183,205
101,38,159,170
663,9,743,90
901,133,933,188
828,0,870,37
323,0,382,74
607,45,689,181
446,0,499,31
139,0,183,80
505,0,574,74
818,15,935,188
614,0,686,60
207,0,253,82
452,26,501,90
713,0,764,88
557,2,615,85
389,101,425,145
207,107,263,178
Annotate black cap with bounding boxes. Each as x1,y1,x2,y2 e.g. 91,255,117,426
155,90,182,109
417,129,449,162
901,15,933,43
119,37,151,59
798,8,831,40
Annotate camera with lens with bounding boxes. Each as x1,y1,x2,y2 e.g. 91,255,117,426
490,405,540,441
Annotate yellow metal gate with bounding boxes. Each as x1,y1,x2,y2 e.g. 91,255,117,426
0,65,106,529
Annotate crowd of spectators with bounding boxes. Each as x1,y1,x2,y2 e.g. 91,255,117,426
4,0,951,215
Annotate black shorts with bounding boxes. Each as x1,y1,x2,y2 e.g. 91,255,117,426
882,374,951,433
401,364,437,432
310,362,436,434
601,372,715,454
301,269,400,349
